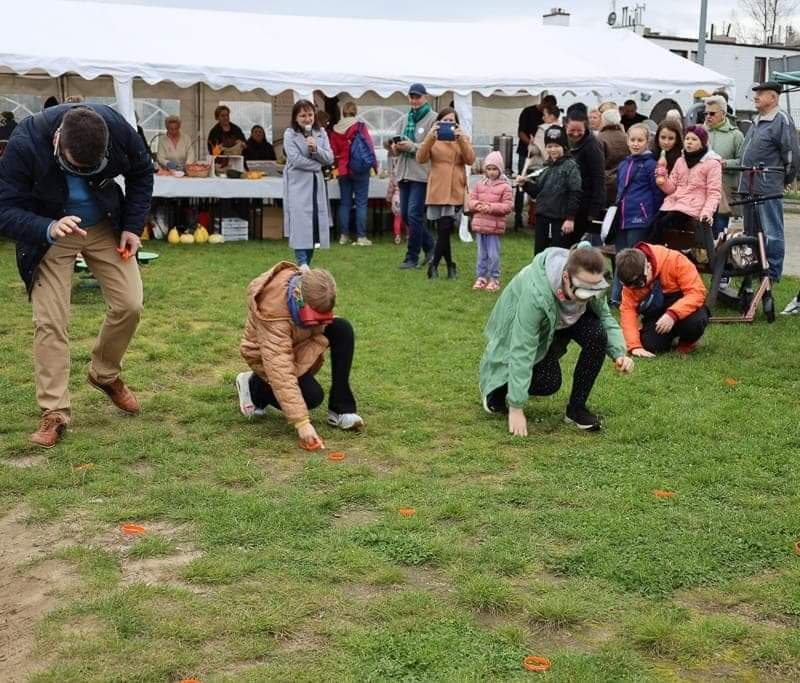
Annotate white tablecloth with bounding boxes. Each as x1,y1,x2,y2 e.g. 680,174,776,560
153,176,390,200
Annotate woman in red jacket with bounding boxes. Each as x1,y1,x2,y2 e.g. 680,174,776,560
329,101,377,246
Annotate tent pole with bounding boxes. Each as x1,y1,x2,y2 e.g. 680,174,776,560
112,77,136,129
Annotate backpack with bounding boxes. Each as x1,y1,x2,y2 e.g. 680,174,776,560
347,123,375,175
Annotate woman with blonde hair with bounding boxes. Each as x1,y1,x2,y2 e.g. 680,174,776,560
157,115,195,169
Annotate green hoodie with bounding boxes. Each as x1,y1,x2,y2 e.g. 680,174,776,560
479,248,626,409
706,118,744,190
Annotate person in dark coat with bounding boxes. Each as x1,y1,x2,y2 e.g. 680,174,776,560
207,104,246,154
0,111,17,140
243,125,277,163
0,104,153,448
564,109,606,245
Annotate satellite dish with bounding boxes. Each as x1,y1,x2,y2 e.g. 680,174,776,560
607,11,617,26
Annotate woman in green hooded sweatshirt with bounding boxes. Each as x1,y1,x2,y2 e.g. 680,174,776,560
479,242,634,434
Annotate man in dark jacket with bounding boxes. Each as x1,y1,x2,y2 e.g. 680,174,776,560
565,109,606,246
0,104,153,447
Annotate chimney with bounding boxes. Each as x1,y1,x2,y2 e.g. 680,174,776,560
542,7,570,26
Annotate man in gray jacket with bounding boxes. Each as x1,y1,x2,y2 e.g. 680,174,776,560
739,81,800,282
386,84,437,269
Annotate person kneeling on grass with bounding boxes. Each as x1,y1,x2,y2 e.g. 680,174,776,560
616,243,709,358
479,242,634,434
235,261,363,448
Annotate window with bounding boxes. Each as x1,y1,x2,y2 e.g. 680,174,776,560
754,57,767,83
670,49,689,59
356,105,406,165
0,94,44,124
135,98,181,150
220,101,273,142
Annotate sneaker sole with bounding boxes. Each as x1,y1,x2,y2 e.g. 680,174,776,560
564,415,601,431
234,373,256,418
327,417,364,430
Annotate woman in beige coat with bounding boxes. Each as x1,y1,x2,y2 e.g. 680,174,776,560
416,107,475,279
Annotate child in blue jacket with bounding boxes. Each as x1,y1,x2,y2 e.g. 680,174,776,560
610,123,663,304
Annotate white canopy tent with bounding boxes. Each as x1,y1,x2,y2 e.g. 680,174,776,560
2,0,734,136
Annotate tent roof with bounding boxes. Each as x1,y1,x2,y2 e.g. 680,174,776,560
1,1,734,97
773,71,800,86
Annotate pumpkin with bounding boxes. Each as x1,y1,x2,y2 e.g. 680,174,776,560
194,225,209,243
167,227,180,244
208,233,225,244
179,233,195,244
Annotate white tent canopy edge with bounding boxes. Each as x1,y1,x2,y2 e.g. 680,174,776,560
1,1,735,132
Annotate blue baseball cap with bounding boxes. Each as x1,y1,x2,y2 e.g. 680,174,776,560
408,83,427,96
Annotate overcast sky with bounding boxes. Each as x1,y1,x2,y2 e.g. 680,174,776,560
95,0,765,39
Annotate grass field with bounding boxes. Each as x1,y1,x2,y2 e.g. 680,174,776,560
1,232,800,682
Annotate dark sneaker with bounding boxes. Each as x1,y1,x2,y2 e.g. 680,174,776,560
398,260,418,270
30,413,67,448
88,374,140,414
565,405,601,431
482,394,508,415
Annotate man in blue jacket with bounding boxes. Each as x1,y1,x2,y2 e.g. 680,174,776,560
739,81,800,282
0,104,154,447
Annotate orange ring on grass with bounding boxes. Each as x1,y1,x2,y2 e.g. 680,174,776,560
299,438,325,451
120,523,146,535
398,507,416,517
179,679,202,683
523,655,551,671
724,377,739,386
653,489,676,498
328,451,346,461
794,540,800,556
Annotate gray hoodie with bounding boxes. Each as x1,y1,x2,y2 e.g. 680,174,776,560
738,106,800,195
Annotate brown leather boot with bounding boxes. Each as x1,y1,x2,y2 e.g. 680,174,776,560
88,374,140,414
30,413,68,448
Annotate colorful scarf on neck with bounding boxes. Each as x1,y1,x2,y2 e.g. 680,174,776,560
403,102,432,157
286,273,334,327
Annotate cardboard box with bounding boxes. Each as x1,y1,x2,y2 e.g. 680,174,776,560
261,206,284,240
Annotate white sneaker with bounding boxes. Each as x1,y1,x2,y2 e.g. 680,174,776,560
355,237,373,246
235,372,265,418
326,410,364,430
339,234,350,245
781,296,800,315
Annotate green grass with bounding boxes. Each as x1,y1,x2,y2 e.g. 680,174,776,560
2,233,800,681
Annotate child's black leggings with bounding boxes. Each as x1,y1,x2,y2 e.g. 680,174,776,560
432,216,455,267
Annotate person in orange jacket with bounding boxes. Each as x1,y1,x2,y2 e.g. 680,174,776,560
615,242,709,356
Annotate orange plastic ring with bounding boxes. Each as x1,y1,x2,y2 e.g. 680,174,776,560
794,540,800,556
299,438,325,451
179,679,202,683
653,489,676,498
120,523,146,535
328,451,346,461
398,507,416,517
724,377,739,386
523,655,551,671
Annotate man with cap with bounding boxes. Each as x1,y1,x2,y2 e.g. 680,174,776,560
386,84,437,269
738,81,800,283
0,103,153,447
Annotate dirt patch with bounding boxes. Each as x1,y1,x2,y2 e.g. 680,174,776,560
130,460,155,477
92,520,191,554
0,506,79,682
331,509,381,529
61,614,106,639
121,551,205,592
402,566,453,596
1,454,46,469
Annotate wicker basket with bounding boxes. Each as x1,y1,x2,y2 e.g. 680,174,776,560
185,163,210,178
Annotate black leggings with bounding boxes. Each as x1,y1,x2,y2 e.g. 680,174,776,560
647,210,694,244
249,318,357,415
534,214,572,254
486,311,607,411
641,306,709,353
432,216,455,267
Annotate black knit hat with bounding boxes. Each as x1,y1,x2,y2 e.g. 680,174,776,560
544,125,568,150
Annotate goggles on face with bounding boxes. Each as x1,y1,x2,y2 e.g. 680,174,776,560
569,275,609,301
54,126,110,177
622,272,648,289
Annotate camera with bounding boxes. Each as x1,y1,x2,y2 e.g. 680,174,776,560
391,135,403,144
437,121,456,141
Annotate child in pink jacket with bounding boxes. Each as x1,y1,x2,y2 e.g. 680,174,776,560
649,125,722,243
385,156,405,244
469,151,513,291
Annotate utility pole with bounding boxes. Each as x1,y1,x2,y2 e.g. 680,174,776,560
697,0,708,64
